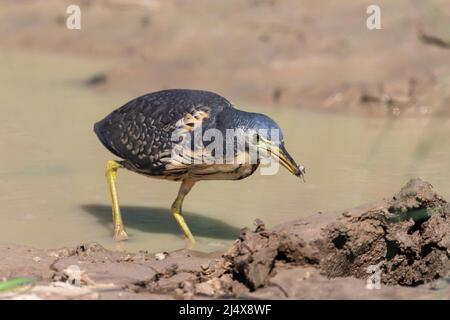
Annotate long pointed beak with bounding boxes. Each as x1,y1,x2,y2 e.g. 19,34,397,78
258,140,306,179
277,144,305,179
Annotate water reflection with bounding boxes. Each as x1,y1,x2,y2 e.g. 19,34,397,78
81,204,240,240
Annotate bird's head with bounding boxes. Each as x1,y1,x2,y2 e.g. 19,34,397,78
246,113,305,179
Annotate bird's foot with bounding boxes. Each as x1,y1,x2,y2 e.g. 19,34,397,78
113,226,129,241
185,237,196,250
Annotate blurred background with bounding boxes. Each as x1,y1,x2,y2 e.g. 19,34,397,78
1,0,450,253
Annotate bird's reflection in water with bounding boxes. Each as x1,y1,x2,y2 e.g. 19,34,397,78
81,204,241,240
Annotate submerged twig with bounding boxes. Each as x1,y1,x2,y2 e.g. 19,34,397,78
418,29,450,49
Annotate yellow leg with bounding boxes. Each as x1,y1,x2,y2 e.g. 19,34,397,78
105,160,128,241
171,180,196,244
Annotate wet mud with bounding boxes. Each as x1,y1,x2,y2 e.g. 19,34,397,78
1,179,448,299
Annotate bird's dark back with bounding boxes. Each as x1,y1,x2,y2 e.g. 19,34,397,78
94,89,232,173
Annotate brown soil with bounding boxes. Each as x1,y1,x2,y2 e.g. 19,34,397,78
1,0,450,116
1,178,448,299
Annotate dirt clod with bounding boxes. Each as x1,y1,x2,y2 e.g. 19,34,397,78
323,179,449,285
219,178,449,295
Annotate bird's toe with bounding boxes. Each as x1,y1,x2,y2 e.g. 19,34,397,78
113,227,129,241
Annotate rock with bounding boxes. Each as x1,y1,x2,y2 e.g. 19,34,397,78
200,263,210,271
195,281,215,296
225,226,280,290
84,73,107,87
342,211,352,217
154,253,166,261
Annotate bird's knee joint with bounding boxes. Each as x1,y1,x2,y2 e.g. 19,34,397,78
106,160,122,175
171,203,180,212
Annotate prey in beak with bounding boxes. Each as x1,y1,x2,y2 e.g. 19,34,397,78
257,136,306,181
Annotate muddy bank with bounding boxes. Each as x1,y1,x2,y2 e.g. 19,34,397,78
225,179,449,293
1,179,449,299
2,0,450,116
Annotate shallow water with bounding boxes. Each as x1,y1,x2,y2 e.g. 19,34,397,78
1,51,450,253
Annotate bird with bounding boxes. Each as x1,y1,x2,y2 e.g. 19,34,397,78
94,89,305,243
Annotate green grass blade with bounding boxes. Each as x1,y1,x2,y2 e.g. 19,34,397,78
0,278,34,292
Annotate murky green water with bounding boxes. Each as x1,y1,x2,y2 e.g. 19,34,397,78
1,51,450,253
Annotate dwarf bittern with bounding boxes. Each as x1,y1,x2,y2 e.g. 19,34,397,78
94,89,304,243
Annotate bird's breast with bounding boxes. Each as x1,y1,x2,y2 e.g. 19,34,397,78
188,163,259,181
